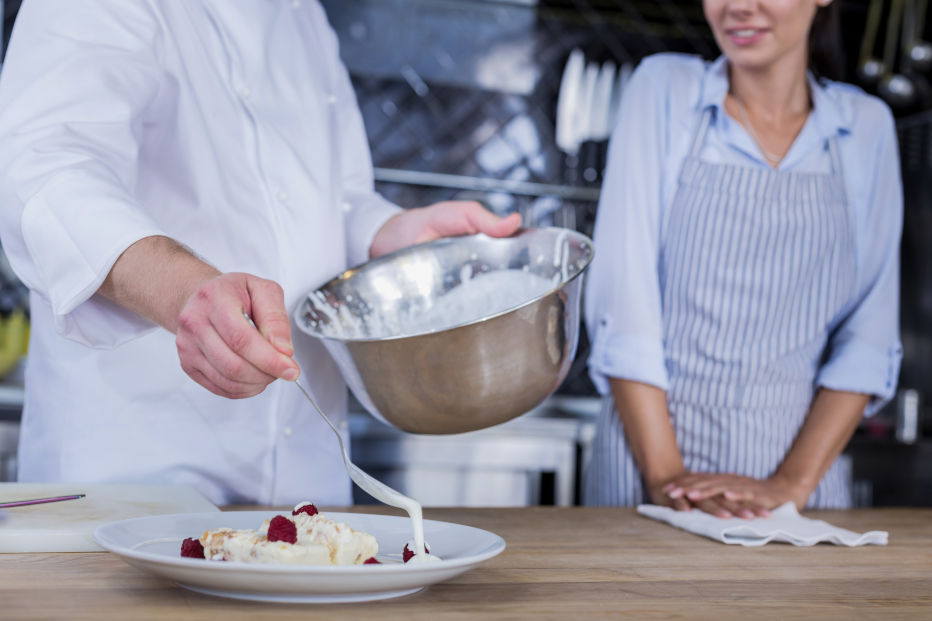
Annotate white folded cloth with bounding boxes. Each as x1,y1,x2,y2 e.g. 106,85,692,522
637,502,888,547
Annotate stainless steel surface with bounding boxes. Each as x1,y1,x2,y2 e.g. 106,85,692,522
295,227,593,434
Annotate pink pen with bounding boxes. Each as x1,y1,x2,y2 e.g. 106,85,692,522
0,494,86,509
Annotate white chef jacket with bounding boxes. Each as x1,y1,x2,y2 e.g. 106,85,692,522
0,0,401,505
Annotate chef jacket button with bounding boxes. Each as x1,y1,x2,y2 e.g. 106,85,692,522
327,94,337,105
277,191,289,202
340,421,348,431
283,427,293,437
237,85,251,99
341,201,351,213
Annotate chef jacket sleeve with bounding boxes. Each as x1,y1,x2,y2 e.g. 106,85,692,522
816,102,903,416
0,0,167,348
585,59,670,395
315,10,401,268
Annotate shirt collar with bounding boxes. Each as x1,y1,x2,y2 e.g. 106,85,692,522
697,55,851,139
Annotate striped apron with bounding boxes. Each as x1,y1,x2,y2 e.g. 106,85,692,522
584,108,857,508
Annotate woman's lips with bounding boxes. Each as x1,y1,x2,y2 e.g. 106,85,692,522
726,28,768,46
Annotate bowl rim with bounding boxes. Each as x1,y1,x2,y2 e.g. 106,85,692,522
293,226,594,344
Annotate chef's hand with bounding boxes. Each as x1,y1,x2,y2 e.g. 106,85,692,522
175,272,300,399
662,472,808,517
370,200,522,258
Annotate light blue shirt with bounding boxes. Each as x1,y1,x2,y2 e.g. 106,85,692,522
585,53,903,414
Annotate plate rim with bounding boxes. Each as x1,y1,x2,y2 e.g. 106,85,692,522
93,510,506,574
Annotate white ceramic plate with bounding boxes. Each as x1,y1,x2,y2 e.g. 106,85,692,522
94,511,505,603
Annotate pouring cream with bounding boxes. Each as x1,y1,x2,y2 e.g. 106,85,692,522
292,379,439,564
245,310,437,563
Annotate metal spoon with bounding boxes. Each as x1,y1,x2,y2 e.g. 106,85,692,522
241,310,428,559
291,378,427,560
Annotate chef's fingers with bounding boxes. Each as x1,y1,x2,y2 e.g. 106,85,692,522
179,347,269,399
176,298,283,392
419,201,522,241
456,201,522,238
209,298,299,382
206,309,296,384
182,326,274,394
245,278,295,357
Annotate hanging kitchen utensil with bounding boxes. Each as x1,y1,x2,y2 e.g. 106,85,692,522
858,0,886,85
578,61,600,184
879,0,918,108
555,48,585,156
556,48,585,188
906,0,932,72
902,0,932,109
587,60,616,187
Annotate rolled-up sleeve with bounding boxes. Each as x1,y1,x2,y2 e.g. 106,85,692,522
318,11,401,268
586,60,670,394
0,0,167,347
816,104,903,415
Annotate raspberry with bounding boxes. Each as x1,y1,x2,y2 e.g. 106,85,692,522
267,515,298,544
363,557,381,564
292,503,319,517
402,541,430,563
180,537,204,559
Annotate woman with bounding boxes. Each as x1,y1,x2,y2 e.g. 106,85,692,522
584,0,902,517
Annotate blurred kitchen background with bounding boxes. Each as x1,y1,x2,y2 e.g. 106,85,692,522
0,0,930,507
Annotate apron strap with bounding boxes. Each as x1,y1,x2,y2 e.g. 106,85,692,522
826,135,848,203
688,108,715,158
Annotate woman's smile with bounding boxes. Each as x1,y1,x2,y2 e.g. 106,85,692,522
725,27,770,46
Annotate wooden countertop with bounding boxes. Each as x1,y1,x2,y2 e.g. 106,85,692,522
1,506,930,619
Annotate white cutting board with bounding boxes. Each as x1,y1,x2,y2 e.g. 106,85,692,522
0,483,218,553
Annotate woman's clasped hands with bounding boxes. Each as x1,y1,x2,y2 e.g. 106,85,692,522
650,472,810,519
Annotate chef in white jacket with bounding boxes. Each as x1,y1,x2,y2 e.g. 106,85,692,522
0,0,520,505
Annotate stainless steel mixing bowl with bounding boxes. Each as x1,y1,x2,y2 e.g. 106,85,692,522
294,227,594,434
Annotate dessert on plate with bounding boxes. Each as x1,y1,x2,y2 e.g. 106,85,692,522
180,502,379,565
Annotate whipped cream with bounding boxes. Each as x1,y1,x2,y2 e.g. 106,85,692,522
198,505,377,565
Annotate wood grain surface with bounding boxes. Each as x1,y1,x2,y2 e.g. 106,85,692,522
1,506,930,620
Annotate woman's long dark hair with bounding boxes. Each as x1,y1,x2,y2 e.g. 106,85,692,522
809,2,845,82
